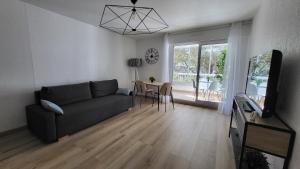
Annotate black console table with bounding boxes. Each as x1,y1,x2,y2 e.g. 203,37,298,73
229,94,295,169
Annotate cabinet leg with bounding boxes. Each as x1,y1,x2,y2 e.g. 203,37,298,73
229,110,234,138
238,147,244,169
238,125,248,169
283,157,290,169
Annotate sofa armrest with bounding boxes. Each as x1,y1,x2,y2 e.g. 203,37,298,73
26,104,57,143
116,88,131,96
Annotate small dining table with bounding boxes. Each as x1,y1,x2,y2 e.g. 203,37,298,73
133,81,164,111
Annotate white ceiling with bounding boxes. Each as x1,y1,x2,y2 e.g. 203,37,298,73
23,0,261,35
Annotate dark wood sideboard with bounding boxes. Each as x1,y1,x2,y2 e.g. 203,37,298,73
229,95,295,169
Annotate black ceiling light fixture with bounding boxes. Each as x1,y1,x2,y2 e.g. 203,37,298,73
99,0,168,35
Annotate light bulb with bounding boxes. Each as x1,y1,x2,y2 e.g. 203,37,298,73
132,8,136,20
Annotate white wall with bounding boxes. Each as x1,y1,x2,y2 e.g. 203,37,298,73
249,0,300,168
0,0,35,133
136,36,165,81
0,0,136,133
26,4,135,89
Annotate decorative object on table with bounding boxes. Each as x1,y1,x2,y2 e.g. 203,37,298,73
99,0,168,35
145,48,159,64
246,150,270,169
127,58,142,81
149,76,156,83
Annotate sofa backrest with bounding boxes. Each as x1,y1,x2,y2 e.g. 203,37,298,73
40,82,92,106
90,79,118,98
34,91,41,105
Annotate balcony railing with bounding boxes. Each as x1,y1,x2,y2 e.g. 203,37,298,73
173,72,221,83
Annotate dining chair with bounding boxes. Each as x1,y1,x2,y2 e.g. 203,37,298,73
159,82,175,112
134,80,154,107
192,79,197,100
193,79,206,100
206,81,222,101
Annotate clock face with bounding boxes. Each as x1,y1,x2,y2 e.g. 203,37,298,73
145,48,159,64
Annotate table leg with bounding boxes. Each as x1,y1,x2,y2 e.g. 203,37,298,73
157,86,160,111
132,83,136,107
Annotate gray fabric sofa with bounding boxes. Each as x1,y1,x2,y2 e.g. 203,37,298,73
26,79,132,143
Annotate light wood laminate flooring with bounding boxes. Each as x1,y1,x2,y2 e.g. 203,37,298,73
0,101,235,169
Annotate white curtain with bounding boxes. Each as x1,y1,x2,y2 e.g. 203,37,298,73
162,33,171,82
160,34,172,103
218,22,248,115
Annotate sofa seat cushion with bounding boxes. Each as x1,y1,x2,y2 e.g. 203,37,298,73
40,82,92,106
57,95,132,137
90,79,118,97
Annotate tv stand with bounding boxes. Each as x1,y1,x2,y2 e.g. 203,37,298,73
229,95,295,169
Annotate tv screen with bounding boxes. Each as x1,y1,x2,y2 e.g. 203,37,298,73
245,50,282,118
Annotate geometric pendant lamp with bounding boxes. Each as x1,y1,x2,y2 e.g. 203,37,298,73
99,0,168,35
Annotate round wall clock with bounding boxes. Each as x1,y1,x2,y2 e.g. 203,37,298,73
145,48,159,64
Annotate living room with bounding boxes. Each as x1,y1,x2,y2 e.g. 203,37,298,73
0,0,299,169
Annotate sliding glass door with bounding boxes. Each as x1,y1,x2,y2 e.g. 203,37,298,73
197,43,227,102
172,42,228,104
172,44,199,101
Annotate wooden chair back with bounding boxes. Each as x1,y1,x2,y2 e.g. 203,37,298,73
160,83,172,96
135,80,147,94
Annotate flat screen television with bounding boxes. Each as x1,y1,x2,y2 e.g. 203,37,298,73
245,50,282,118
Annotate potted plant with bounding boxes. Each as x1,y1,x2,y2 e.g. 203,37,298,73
246,150,270,169
149,76,156,83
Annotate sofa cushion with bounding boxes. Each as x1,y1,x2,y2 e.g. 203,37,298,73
40,82,92,106
90,79,118,97
41,100,64,115
57,95,132,137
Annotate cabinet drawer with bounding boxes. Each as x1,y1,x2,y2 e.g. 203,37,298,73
245,125,291,157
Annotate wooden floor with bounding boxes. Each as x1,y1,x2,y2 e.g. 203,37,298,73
0,101,235,169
